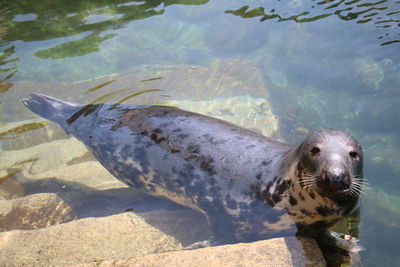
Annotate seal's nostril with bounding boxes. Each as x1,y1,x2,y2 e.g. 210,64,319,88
325,172,345,182
22,100,30,107
342,182,350,190
322,171,350,191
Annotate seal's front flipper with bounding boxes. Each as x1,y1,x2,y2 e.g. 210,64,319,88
314,230,364,267
184,236,222,250
316,230,363,253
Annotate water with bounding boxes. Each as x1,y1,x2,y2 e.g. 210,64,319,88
0,0,400,266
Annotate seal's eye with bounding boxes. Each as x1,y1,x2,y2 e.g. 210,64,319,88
310,147,320,156
349,151,358,159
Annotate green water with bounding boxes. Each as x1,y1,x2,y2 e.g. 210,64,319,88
0,0,400,266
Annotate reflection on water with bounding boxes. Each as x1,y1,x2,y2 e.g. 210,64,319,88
0,8,18,90
2,0,165,46
0,0,399,266
226,0,400,46
0,0,210,81
34,33,117,59
1,0,210,60
0,0,398,82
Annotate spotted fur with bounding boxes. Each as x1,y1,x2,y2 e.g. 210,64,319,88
23,93,364,244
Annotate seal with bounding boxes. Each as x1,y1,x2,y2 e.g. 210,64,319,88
22,93,364,245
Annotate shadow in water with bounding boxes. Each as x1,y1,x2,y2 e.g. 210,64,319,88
6,174,211,246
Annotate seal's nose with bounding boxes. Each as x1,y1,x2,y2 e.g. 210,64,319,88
324,171,350,191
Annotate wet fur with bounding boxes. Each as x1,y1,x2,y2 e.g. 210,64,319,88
23,93,364,243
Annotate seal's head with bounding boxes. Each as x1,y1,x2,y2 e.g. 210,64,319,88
296,129,363,200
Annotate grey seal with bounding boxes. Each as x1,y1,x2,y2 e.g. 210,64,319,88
22,93,364,246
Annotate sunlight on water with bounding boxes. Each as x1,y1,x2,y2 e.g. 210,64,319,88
0,0,399,266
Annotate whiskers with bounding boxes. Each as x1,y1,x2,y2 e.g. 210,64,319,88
316,128,328,143
298,173,368,198
349,175,369,197
298,172,317,191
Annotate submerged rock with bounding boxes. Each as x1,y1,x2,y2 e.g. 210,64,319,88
0,174,24,200
354,57,385,91
1,58,271,121
0,193,76,231
0,118,68,150
167,95,281,139
21,161,125,191
0,138,89,176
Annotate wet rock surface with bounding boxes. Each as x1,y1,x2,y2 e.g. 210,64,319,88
0,213,183,266
0,208,325,266
0,193,325,267
77,237,325,267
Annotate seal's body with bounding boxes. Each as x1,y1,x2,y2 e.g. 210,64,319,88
23,93,363,244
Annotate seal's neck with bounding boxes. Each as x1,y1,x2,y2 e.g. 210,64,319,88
250,148,298,208
266,148,300,208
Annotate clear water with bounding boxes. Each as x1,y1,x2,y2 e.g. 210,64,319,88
1,0,400,266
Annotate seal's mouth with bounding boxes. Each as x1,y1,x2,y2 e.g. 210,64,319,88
317,185,351,198
314,172,357,199
300,171,355,198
